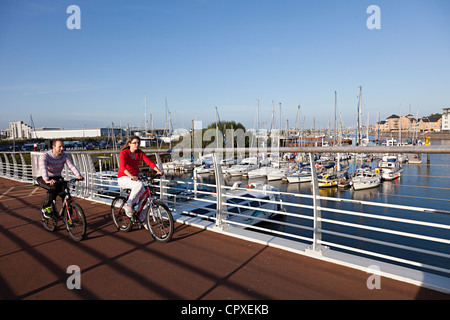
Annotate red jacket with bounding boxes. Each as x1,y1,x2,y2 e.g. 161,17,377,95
118,149,156,178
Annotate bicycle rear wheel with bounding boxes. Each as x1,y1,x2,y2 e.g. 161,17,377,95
111,196,132,232
64,202,87,241
146,200,174,243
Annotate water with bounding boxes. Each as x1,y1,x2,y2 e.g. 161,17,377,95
164,140,450,277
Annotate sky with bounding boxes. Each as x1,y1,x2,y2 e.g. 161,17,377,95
1,0,449,132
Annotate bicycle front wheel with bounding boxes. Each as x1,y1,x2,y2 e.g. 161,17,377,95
40,207,58,232
146,200,174,243
64,202,87,241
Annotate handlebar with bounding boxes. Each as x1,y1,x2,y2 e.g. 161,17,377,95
139,173,163,182
51,177,83,185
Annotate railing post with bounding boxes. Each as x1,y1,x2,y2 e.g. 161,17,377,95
193,167,198,198
83,154,97,199
4,154,11,178
11,153,19,180
0,153,3,177
154,153,166,200
307,152,329,256
213,152,226,229
19,153,28,182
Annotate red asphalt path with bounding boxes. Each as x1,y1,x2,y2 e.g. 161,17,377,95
0,177,449,300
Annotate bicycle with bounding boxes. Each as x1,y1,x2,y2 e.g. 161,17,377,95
111,174,174,243
40,178,87,241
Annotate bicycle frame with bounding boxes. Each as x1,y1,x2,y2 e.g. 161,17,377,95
53,180,78,223
131,185,151,216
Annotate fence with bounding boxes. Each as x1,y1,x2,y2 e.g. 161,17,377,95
0,146,449,293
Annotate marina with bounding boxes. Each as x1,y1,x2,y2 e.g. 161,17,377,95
163,143,449,278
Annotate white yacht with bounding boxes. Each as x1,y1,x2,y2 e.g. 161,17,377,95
286,168,312,183
351,168,381,190
247,166,277,179
377,155,403,180
223,157,258,177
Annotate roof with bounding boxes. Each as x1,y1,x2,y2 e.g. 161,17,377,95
386,114,399,119
420,116,441,123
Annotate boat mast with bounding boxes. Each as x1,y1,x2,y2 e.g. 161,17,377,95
144,95,148,134
297,105,300,147
279,102,282,149
334,91,337,146
356,86,362,145
164,97,168,136
399,104,402,145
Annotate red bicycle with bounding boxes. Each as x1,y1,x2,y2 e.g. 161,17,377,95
111,175,174,243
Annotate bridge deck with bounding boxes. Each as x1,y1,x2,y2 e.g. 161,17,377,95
0,177,448,300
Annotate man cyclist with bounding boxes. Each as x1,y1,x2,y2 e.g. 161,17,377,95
37,139,84,218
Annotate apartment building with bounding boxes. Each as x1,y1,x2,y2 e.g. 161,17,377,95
442,108,450,132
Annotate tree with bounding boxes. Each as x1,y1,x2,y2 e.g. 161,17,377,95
205,121,246,131
202,121,249,148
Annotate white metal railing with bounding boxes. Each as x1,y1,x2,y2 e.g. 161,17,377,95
0,152,33,182
1,149,449,290
166,153,450,280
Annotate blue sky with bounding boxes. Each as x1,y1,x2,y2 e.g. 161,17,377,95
1,0,449,131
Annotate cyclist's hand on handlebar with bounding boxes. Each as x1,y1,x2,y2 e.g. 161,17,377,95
131,175,139,181
76,175,84,181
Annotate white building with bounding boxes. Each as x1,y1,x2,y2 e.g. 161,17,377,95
6,121,124,139
8,121,34,139
33,127,124,139
442,108,450,133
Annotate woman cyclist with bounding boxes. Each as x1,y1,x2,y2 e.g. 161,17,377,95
118,136,163,220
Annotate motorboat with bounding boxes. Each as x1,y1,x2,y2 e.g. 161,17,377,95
162,161,177,171
317,173,338,188
223,157,258,177
337,171,352,188
377,155,403,180
351,168,381,190
193,163,215,174
408,154,422,164
286,168,312,183
172,181,280,226
247,166,277,179
267,166,294,181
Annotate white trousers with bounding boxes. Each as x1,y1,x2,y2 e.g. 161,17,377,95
118,176,145,206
